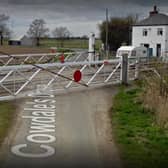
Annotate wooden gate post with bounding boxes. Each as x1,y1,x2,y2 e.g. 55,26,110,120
121,54,128,85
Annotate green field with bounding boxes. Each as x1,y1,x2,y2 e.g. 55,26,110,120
40,38,102,50
111,87,168,168
1,38,102,54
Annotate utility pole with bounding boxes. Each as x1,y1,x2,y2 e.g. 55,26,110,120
105,8,109,59
0,31,3,46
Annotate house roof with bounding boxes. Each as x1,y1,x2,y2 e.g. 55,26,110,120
10,35,36,41
10,36,22,41
134,13,168,26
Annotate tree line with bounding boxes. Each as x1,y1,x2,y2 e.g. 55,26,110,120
0,13,138,50
0,14,72,46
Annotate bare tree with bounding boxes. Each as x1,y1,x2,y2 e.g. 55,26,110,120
52,27,71,38
52,27,71,47
0,14,11,45
27,19,49,46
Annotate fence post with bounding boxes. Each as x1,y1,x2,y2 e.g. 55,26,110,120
121,54,128,85
135,58,139,79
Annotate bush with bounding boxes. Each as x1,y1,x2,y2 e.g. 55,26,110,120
140,62,168,128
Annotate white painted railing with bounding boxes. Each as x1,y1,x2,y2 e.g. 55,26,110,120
0,52,86,66
0,59,122,100
0,52,146,101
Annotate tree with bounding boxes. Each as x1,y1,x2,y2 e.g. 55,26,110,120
52,27,71,47
0,14,11,45
99,15,138,51
27,19,49,46
81,35,88,39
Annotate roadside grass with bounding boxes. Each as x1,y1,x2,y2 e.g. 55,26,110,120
111,87,168,168
0,101,16,145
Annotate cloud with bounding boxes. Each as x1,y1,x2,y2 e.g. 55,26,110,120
2,0,168,6
1,0,168,37
124,0,168,6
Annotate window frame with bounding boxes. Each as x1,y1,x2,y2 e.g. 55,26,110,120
143,29,148,36
157,28,163,36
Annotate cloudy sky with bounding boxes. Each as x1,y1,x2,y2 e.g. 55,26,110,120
1,0,168,37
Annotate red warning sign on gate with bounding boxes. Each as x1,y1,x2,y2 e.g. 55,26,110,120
73,70,82,82
59,54,65,63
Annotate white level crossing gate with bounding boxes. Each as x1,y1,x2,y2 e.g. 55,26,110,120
0,52,88,66
0,52,138,100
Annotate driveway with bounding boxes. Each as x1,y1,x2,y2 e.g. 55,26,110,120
0,86,121,168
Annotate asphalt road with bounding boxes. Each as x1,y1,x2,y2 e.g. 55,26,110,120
0,86,121,168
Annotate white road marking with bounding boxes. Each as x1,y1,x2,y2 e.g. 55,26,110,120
11,92,56,158
11,144,55,158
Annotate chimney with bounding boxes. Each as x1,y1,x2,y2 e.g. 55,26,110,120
150,5,158,16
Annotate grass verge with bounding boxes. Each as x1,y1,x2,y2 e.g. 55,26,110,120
111,87,168,168
0,101,16,145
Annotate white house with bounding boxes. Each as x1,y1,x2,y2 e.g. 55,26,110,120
132,6,168,57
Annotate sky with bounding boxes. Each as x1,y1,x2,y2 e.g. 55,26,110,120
1,0,168,37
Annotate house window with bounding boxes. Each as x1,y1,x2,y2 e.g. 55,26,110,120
143,29,148,36
157,28,163,36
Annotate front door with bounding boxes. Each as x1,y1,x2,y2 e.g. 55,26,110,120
143,44,150,57
156,44,161,57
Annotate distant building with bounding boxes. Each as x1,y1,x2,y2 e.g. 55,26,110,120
8,36,21,46
9,35,37,46
21,35,37,46
132,6,168,57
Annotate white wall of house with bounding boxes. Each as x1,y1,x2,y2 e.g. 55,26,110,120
132,25,168,57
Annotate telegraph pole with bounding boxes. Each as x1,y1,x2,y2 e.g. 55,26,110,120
0,31,3,46
105,8,109,59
